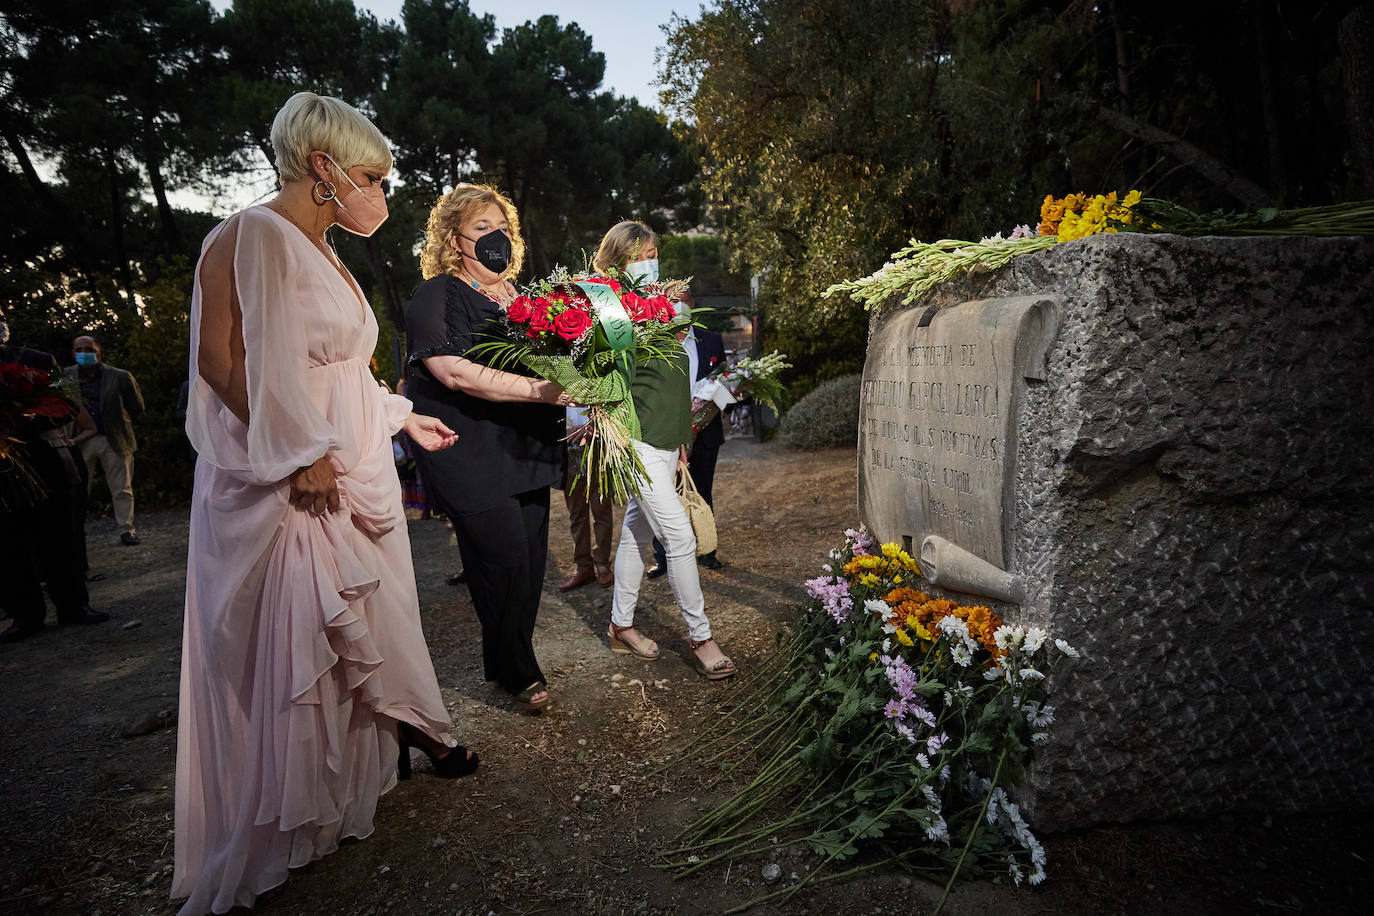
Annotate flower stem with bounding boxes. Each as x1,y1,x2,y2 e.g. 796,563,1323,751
933,747,1007,915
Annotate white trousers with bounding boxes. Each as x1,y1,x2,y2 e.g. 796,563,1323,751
82,434,136,534
611,440,711,643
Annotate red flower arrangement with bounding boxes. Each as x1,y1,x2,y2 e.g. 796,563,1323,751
1,361,79,508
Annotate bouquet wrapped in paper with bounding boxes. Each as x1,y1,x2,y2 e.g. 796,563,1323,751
689,350,791,436
469,266,690,501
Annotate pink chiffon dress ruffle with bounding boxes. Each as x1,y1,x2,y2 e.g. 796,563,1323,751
173,207,454,914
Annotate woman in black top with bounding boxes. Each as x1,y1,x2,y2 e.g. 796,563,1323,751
405,184,571,711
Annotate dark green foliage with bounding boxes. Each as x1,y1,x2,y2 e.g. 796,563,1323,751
777,373,862,450
661,0,1369,402
4,0,697,503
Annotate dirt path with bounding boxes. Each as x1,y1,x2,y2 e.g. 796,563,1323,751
0,438,1366,914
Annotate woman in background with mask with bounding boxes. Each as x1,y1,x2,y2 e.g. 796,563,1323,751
174,92,475,915
592,221,737,681
404,184,571,713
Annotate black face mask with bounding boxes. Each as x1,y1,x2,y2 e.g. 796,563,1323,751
462,229,512,274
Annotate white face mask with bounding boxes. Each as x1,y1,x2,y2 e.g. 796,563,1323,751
625,257,659,284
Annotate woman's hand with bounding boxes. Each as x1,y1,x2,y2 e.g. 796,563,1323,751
567,422,593,445
678,444,689,468
404,413,459,452
537,380,574,407
289,457,340,516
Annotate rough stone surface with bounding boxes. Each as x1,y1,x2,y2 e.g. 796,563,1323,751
863,233,1374,830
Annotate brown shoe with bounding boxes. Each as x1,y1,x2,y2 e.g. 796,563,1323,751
596,567,614,587
559,569,596,591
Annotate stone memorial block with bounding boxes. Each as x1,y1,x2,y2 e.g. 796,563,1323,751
858,233,1374,831
859,296,1058,589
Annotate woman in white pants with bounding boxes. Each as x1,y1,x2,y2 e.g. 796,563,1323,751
595,221,736,679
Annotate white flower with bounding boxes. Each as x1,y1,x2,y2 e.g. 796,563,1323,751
881,638,892,653
1055,638,1080,658
864,598,889,617
1030,704,1055,727
895,723,916,742
951,645,973,667
881,620,898,635
1023,626,1048,653
1032,732,1050,743
824,648,836,661
993,625,1016,650
1019,667,1046,681
916,753,930,769
923,815,950,844
921,784,941,808
983,666,1004,681
936,615,970,641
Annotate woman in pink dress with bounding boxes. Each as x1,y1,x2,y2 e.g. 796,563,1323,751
173,91,473,915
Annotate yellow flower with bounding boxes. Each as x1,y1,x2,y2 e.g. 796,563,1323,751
895,629,914,647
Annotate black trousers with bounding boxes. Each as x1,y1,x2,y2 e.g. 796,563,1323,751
0,447,90,627
447,487,550,694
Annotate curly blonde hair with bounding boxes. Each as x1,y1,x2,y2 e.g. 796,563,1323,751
592,220,657,274
420,183,525,280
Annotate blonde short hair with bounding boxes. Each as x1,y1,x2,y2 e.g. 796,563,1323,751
592,220,658,274
420,184,525,280
269,91,393,185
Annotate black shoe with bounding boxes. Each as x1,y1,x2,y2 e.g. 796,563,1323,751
645,563,666,579
397,722,479,780
0,622,44,644
120,531,141,546
58,606,109,626
698,552,723,570
446,568,467,586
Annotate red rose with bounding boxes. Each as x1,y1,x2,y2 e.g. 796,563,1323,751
621,291,652,322
507,295,535,323
528,309,555,338
554,307,593,342
651,296,675,322
604,279,623,294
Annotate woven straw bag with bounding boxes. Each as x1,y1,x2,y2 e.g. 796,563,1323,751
675,466,717,556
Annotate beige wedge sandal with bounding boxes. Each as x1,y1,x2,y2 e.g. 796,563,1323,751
689,637,737,680
608,623,661,660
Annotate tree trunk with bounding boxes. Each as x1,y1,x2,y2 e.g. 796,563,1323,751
1339,3,1374,196
362,234,407,330
1107,0,1130,107
104,147,138,316
4,126,90,266
141,107,181,250
1096,106,1277,208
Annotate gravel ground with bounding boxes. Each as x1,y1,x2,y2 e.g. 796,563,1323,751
0,437,1368,915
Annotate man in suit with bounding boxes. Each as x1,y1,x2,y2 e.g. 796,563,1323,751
66,335,145,545
0,311,108,641
648,289,727,576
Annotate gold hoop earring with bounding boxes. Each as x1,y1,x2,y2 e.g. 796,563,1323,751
312,180,337,204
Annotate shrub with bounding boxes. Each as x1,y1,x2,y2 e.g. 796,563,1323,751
777,373,861,450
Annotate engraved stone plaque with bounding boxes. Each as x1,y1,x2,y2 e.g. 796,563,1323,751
858,296,1059,570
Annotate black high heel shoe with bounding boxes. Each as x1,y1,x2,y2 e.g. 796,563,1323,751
397,722,479,780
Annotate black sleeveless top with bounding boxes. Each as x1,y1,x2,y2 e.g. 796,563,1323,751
403,275,563,515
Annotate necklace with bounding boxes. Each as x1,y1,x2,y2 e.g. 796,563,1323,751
269,203,340,267
459,270,512,306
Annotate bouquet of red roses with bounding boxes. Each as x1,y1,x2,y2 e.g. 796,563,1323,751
0,361,79,509
471,266,690,501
